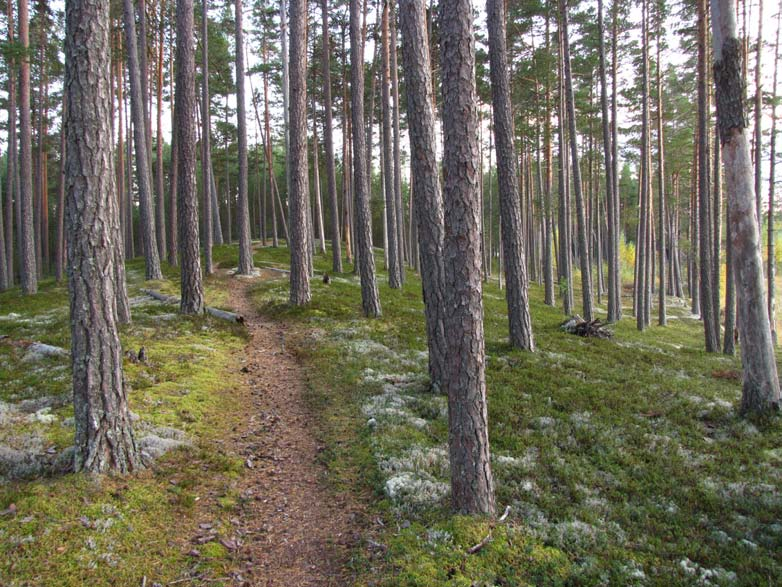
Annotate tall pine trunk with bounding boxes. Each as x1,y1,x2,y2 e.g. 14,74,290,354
487,0,534,350
65,0,139,473
349,0,381,316
18,0,36,294
440,0,495,515
235,0,254,274
288,0,311,304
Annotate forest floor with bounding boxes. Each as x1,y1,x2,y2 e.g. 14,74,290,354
1,243,782,586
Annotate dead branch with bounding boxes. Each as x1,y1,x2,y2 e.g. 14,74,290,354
466,505,511,555
141,289,245,324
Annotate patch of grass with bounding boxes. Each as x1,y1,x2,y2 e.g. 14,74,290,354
249,244,782,586
0,257,246,586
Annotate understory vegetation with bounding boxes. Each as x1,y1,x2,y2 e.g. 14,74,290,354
0,255,247,586
2,244,781,586
247,246,782,587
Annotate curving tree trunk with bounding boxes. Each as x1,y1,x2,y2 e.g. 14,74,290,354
440,0,495,515
349,0,381,316
320,0,342,272
712,0,780,414
18,0,37,294
235,0,254,275
487,0,534,350
123,0,162,280
399,0,446,388
288,0,310,305
65,0,139,473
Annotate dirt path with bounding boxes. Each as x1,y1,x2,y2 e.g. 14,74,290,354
225,274,361,586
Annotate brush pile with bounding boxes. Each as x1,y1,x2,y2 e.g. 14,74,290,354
560,315,613,339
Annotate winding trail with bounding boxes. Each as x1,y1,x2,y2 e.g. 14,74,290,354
225,273,360,586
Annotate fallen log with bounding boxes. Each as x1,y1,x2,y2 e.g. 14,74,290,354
559,315,613,339
141,289,245,325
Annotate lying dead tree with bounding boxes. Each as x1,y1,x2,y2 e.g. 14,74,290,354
141,289,245,324
560,315,613,339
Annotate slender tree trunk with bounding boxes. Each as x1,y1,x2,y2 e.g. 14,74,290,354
381,0,401,288
280,0,291,224
201,0,213,274
175,0,204,314
488,0,534,350
400,0,446,388
155,0,166,262
349,0,381,316
288,0,310,304
598,0,617,320
321,0,342,272
440,0,495,516
543,8,555,306
753,0,763,229
560,0,592,321
168,0,180,259
65,0,139,473
390,8,405,279
235,0,253,274
611,0,621,318
656,23,666,325
18,0,36,294
712,0,780,414
768,8,781,345
699,0,719,351
123,0,162,280
55,106,66,283
312,115,327,255
4,0,15,286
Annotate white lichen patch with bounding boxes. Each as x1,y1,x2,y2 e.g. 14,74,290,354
384,472,449,507
679,558,738,586
379,445,449,479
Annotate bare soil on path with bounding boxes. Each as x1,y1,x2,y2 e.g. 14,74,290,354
223,273,362,586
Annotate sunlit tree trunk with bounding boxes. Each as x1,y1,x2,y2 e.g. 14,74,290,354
712,0,780,413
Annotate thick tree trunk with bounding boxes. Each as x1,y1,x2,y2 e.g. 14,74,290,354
399,0,446,389
712,0,780,414
18,0,37,294
440,0,495,515
175,0,204,314
320,0,342,272
349,0,381,316
235,0,254,275
560,0,592,321
288,0,311,305
487,0,534,350
123,0,162,280
65,0,139,473
381,0,401,288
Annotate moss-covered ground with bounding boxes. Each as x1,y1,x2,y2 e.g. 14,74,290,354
2,242,781,586
243,244,782,587
0,255,246,586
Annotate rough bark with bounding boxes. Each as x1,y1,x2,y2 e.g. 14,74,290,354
320,0,342,272
235,0,254,275
399,0,446,388
288,0,311,305
440,0,495,515
174,0,204,314
123,0,162,280
4,0,14,286
349,0,381,316
18,0,37,294
487,0,534,350
65,0,140,473
712,0,780,414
